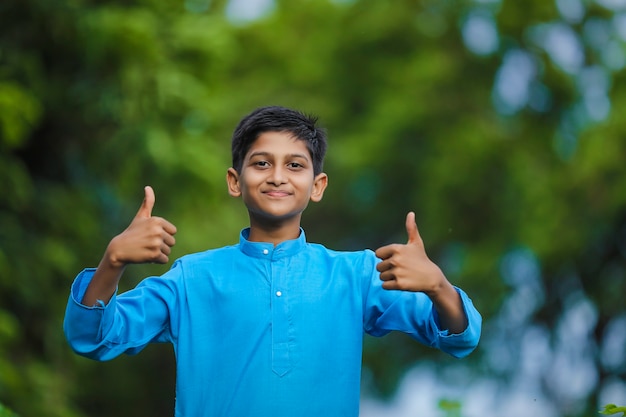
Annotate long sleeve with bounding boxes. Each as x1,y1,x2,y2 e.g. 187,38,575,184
361,250,481,358
63,264,181,361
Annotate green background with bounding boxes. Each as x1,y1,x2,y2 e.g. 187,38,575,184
1,0,625,415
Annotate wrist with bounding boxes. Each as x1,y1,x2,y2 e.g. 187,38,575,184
424,271,451,300
102,242,128,270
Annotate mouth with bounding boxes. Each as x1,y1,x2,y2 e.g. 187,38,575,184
263,190,291,197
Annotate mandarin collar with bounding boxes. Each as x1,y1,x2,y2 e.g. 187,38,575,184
238,228,307,260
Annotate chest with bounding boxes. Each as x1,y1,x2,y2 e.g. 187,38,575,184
180,255,364,334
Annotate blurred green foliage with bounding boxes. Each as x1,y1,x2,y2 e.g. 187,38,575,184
600,404,626,416
438,398,462,417
0,403,19,417
1,0,625,416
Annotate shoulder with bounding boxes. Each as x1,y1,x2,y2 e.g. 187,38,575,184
173,245,241,267
153,244,241,287
179,243,239,262
305,242,378,267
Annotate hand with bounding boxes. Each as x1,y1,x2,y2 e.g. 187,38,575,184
105,186,177,268
375,212,445,294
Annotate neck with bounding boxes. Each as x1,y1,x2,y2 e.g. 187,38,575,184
247,217,302,246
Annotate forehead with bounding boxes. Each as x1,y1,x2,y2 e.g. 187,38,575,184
246,131,311,159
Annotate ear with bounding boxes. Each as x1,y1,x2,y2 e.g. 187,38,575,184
310,172,328,203
226,167,242,197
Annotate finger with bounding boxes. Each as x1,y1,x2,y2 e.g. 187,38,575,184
375,243,399,260
136,186,155,219
161,218,177,236
405,211,423,245
378,270,396,281
160,243,172,257
150,216,177,236
162,231,176,247
154,253,169,264
376,258,397,274
151,245,169,264
381,279,399,290
376,259,390,273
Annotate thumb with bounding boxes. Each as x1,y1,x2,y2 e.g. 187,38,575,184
405,211,422,245
135,186,155,218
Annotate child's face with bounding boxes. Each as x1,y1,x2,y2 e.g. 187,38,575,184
227,131,327,225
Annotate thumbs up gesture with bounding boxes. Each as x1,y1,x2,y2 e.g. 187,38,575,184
375,212,469,334
375,212,446,294
106,186,178,268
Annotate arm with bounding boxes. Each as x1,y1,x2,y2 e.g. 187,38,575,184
374,212,467,334
82,186,177,306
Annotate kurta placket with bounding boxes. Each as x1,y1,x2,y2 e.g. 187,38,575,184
265,247,293,376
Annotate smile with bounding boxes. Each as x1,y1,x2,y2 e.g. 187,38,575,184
263,190,291,197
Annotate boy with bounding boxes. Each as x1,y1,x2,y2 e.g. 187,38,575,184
64,106,481,416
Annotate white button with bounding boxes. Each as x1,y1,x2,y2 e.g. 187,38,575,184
276,291,282,297
263,249,269,255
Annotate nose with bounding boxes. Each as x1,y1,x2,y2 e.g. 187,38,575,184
267,166,287,185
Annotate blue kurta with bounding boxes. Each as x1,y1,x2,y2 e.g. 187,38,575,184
64,229,481,417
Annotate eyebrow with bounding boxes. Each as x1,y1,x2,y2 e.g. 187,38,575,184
248,151,310,161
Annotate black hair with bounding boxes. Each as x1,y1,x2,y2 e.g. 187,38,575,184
231,106,328,175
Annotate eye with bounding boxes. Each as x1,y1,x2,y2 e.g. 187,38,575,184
254,160,270,168
287,162,304,169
